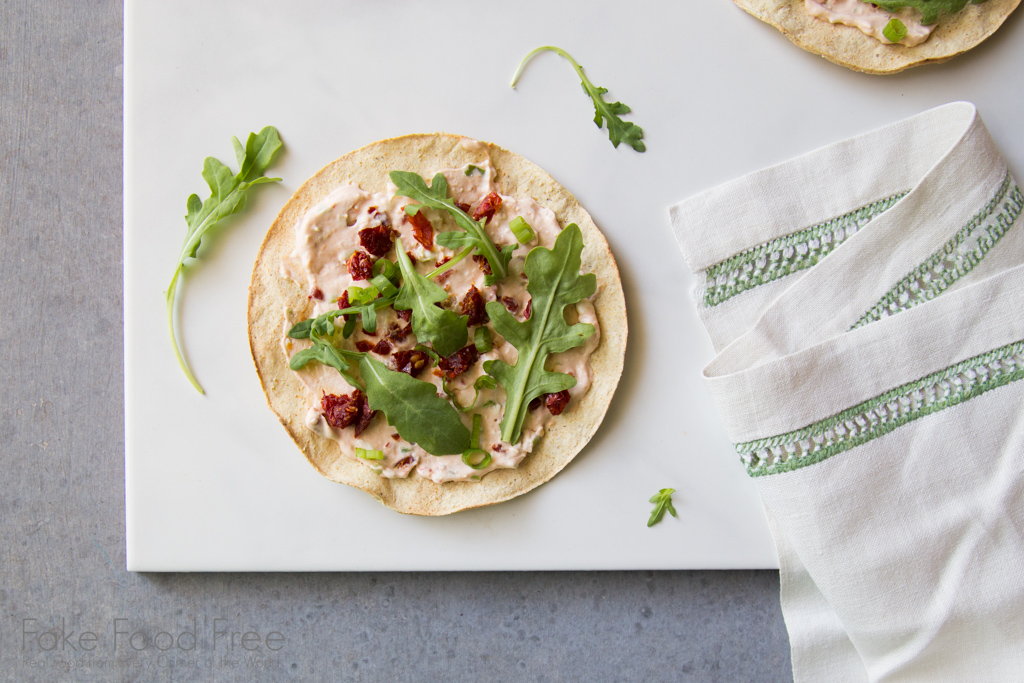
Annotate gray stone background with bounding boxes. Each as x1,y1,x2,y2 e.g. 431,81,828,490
0,3,791,681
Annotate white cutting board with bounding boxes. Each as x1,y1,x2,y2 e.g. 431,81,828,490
124,0,1024,570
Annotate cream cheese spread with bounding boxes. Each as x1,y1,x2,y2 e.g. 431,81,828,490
280,142,600,483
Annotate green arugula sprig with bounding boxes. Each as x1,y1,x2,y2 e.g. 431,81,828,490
483,224,596,444
287,310,364,389
871,0,984,24
167,126,284,393
394,240,469,357
390,171,514,282
648,488,678,527
510,46,645,153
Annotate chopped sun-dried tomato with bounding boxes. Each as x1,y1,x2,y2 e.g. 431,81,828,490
396,308,411,322
395,455,415,469
347,250,373,281
528,396,542,411
501,296,518,314
545,390,571,416
523,298,532,320
371,207,392,229
492,443,505,452
460,285,488,326
392,349,431,378
473,254,492,276
354,398,376,436
321,391,363,429
309,287,323,301
387,322,413,342
438,345,479,380
472,192,502,224
407,211,434,249
355,340,374,353
455,201,471,213
359,224,396,257
373,338,393,356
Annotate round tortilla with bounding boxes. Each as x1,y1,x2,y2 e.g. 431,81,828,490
733,0,1020,74
248,133,627,516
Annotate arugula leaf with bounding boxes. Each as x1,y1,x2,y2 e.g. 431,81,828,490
393,238,469,357
510,46,645,153
483,224,596,443
870,0,984,24
390,171,513,281
166,126,284,393
647,488,678,527
360,356,471,455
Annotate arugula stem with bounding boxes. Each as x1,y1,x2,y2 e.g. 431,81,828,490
165,267,204,394
451,209,508,280
510,45,582,88
426,246,474,279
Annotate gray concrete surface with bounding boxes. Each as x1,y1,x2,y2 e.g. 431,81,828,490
0,3,792,681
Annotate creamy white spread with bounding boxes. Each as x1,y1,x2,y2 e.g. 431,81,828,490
805,0,934,46
280,140,600,483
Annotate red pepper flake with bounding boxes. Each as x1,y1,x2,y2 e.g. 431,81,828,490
473,254,492,276
358,224,397,257
308,287,324,301
472,192,502,224
438,345,479,380
347,250,373,281
392,433,401,441
354,398,376,436
460,285,488,326
407,211,434,249
321,391,364,429
392,349,431,378
501,296,519,314
545,390,571,416
492,443,505,452
355,340,374,353
373,338,393,356
396,308,411,322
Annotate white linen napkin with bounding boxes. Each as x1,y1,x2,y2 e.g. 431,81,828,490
668,102,1024,682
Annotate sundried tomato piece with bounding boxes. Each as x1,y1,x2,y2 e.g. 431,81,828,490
438,345,479,380
528,396,543,411
354,399,376,437
395,455,415,469
396,308,411,322
373,338,393,356
545,390,571,416
309,287,324,301
523,298,532,320
359,224,396,257
321,391,363,429
492,443,505,452
387,322,413,343
460,285,488,326
355,340,374,353
473,254,492,276
347,250,373,281
392,349,431,378
501,296,519,314
472,192,502,224
455,201,471,213
371,207,392,229
407,211,434,249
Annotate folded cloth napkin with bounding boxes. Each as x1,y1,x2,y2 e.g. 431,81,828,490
668,102,1024,682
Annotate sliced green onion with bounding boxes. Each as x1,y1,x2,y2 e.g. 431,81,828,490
372,257,400,283
474,327,492,353
462,449,491,470
474,374,496,392
882,17,908,43
370,273,399,299
509,216,536,244
348,284,378,306
465,165,485,176
426,246,474,279
355,448,384,460
470,413,482,449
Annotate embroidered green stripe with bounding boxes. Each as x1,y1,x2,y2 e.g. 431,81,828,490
701,192,907,308
854,173,1023,329
737,339,1024,477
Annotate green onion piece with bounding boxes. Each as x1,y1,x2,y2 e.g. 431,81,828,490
465,165,485,176
509,216,536,244
470,413,482,449
372,258,400,283
882,17,908,43
370,273,398,299
355,448,384,460
348,284,378,305
426,246,474,279
474,327,492,353
462,449,491,470
474,375,497,392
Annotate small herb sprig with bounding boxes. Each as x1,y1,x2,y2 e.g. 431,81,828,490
647,488,678,527
510,46,645,153
167,126,284,393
